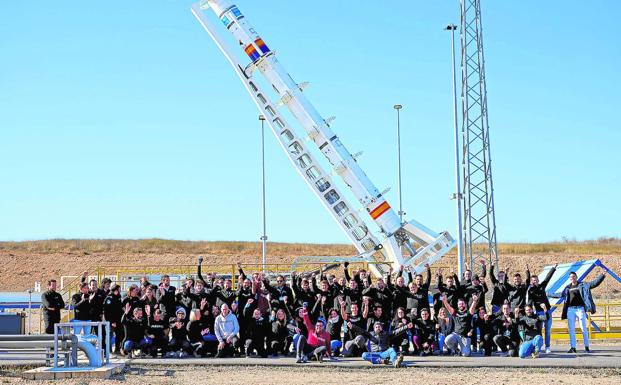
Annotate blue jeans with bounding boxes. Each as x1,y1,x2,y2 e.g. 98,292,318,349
519,335,543,358
202,333,218,342
438,334,446,352
362,348,398,364
123,337,151,352
331,340,342,352
536,309,553,348
567,306,589,348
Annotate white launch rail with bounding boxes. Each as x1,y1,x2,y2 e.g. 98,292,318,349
191,0,455,277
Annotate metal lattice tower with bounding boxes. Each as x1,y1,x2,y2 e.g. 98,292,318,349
459,0,498,270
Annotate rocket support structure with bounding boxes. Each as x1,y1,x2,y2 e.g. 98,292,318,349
191,0,455,276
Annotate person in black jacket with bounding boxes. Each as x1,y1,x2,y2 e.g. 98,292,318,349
41,279,65,334
492,302,520,357
167,308,192,358
145,307,169,357
291,271,317,311
489,263,509,312
474,307,495,356
526,263,556,353
187,309,212,357
71,283,92,335
269,307,295,356
518,303,548,358
264,275,294,313
504,267,530,312
437,269,462,310
243,299,269,357
390,307,410,354
155,275,176,322
103,284,123,354
412,308,437,356
121,303,149,358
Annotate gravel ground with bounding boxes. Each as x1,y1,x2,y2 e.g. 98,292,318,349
1,365,621,385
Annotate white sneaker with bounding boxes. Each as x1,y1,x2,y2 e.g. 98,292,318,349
545,348,551,354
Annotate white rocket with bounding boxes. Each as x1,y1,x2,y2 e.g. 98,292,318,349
191,0,455,277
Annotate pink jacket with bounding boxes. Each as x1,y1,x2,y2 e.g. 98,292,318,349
302,313,332,355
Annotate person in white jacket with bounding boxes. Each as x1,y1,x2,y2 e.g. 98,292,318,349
214,303,240,357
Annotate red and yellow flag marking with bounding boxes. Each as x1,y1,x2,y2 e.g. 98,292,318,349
369,201,390,220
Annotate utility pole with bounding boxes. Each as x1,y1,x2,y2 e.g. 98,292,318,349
394,104,404,225
259,115,268,273
445,23,465,278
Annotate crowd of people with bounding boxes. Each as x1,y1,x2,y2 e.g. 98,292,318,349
40,258,607,366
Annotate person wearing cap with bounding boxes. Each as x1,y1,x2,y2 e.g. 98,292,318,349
167,307,191,358
214,303,240,358
346,319,411,367
103,284,123,354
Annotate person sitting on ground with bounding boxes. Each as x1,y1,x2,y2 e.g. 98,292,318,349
167,307,191,358
492,302,520,357
325,307,344,356
269,307,294,356
412,308,437,356
243,299,269,358
121,303,149,358
474,307,495,356
436,307,454,355
187,308,212,357
441,294,478,357
560,269,607,353
214,303,240,358
340,301,367,357
145,307,169,357
518,303,548,358
390,307,411,354
295,308,331,363
347,319,411,368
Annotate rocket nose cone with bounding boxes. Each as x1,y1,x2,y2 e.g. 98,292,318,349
208,0,235,16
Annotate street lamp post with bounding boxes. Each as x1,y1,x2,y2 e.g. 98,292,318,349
445,23,465,278
393,104,404,225
259,115,268,273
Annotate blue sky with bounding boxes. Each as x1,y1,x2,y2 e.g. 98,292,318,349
1,0,619,244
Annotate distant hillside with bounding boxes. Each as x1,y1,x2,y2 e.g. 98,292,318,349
0,238,619,294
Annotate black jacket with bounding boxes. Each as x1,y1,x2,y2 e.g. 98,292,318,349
526,266,556,309
103,293,122,324
71,293,91,321
121,313,147,342
41,290,65,321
